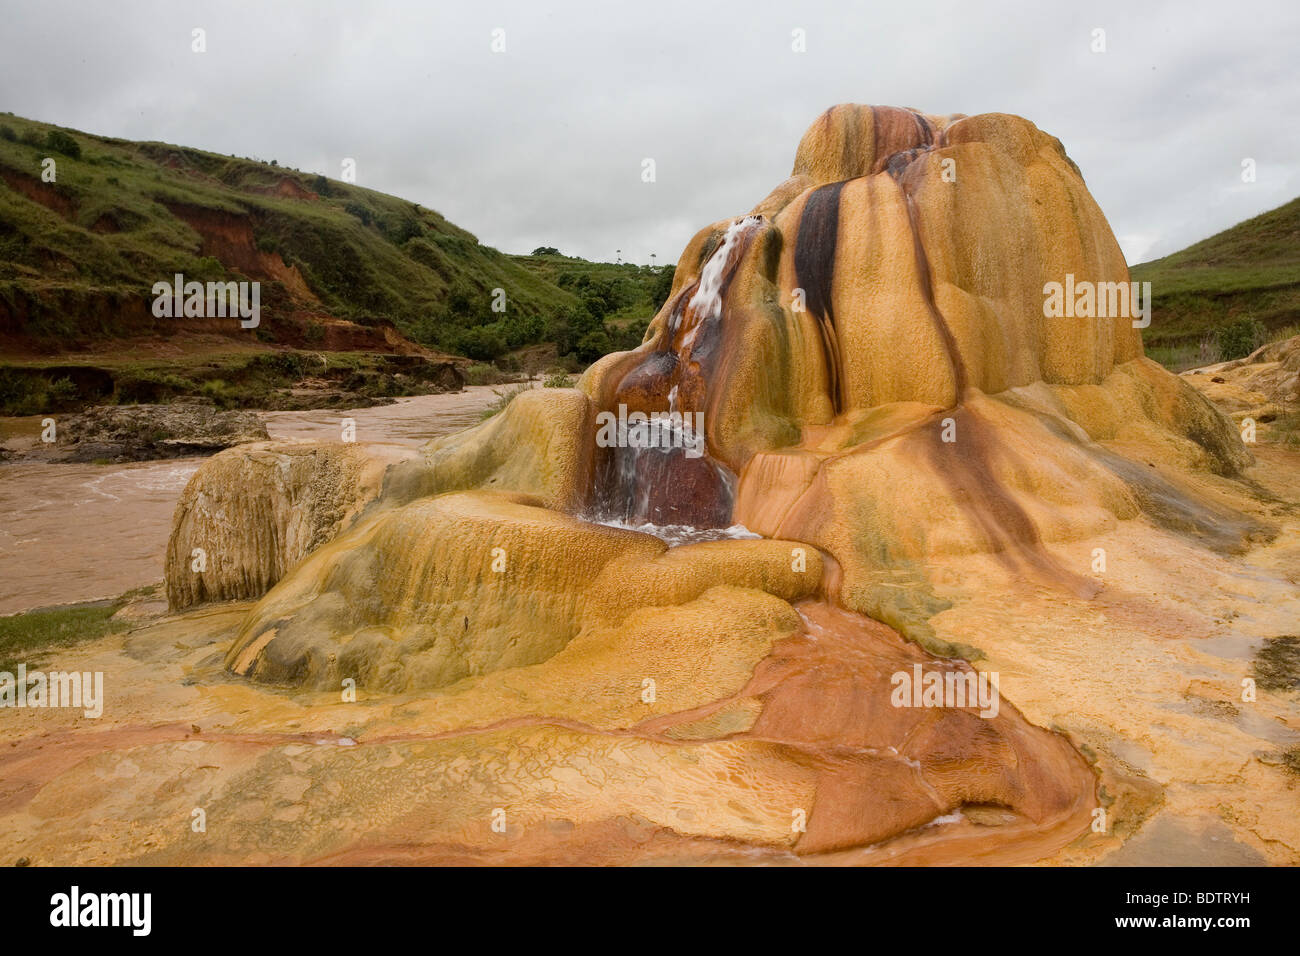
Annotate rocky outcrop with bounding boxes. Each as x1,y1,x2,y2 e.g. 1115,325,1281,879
165,440,413,610
50,402,267,462
1183,333,1300,436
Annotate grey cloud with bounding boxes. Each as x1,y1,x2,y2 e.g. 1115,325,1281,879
1,0,1296,265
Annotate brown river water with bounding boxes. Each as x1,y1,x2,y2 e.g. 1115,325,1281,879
0,386,506,615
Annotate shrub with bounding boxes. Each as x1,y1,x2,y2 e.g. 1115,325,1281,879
199,379,229,403
543,368,573,388
344,201,372,227
0,125,14,142
463,363,498,386
252,351,305,378
454,324,508,361
575,328,613,363
1217,317,1265,361
47,376,78,406
44,129,81,159
0,369,45,415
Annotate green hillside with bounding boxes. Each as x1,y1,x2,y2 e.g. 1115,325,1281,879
508,249,673,355
0,112,587,359
1134,196,1300,367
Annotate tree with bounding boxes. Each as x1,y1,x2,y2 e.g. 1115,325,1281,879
575,328,613,363
454,324,507,361
650,265,676,309
531,246,561,256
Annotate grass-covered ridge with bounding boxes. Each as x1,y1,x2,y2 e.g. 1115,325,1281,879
1134,196,1300,367
0,112,588,357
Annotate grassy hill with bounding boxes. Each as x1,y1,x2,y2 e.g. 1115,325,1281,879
0,112,587,357
0,113,685,413
1134,196,1300,368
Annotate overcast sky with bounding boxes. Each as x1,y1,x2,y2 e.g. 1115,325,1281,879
2,0,1297,266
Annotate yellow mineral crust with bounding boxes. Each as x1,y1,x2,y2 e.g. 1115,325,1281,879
122,104,1293,865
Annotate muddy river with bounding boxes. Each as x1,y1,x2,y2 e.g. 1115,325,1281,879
0,386,507,615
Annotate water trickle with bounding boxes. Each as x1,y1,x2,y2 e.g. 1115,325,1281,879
596,215,766,531
599,412,735,528
585,517,762,548
685,215,762,323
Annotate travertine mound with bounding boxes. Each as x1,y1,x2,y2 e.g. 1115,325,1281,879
572,106,1253,636
160,105,1273,861
226,490,822,692
173,105,1255,625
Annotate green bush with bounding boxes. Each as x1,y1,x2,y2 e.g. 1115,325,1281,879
463,363,498,385
575,328,613,363
542,369,573,388
344,201,372,227
454,325,508,361
252,351,305,378
0,125,14,142
199,379,229,400
0,369,45,416
44,129,81,159
1217,317,1265,360
47,376,78,406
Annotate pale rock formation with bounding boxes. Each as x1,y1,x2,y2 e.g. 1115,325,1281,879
165,440,412,609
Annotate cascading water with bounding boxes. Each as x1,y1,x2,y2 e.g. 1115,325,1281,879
591,215,766,538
